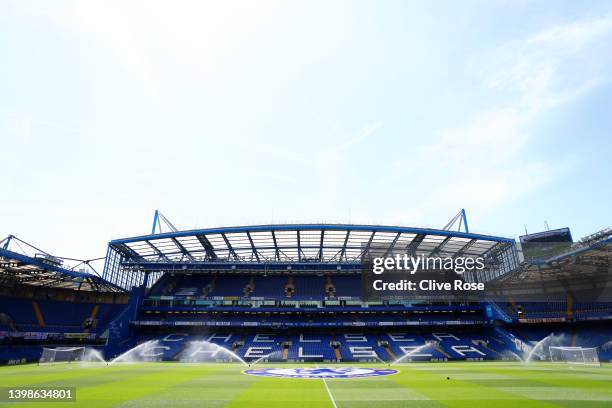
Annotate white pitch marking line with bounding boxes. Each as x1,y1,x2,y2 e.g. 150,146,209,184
316,365,338,408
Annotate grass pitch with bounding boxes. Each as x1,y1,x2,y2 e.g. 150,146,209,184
1,362,611,407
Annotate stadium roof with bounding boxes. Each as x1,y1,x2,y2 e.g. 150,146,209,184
0,235,125,292
109,224,515,264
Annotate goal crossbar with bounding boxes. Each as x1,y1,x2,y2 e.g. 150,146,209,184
549,346,600,366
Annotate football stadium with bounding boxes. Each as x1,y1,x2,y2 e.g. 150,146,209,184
1,212,611,407
3,2,612,407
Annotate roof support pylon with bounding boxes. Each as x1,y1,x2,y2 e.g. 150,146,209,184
151,210,178,234
443,209,469,233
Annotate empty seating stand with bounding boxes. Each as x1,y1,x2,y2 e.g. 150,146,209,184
0,295,125,334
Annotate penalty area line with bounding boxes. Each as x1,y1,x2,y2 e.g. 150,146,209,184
316,364,338,408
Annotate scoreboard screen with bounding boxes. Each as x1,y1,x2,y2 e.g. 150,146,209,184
519,227,573,260
519,227,573,243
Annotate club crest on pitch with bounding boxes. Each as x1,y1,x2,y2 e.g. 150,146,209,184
243,367,398,379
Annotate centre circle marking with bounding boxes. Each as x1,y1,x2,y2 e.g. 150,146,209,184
243,367,398,379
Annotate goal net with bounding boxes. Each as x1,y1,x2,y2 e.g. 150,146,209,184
39,347,85,364
549,346,600,366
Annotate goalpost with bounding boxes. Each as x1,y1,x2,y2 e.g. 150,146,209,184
549,346,600,367
39,347,85,364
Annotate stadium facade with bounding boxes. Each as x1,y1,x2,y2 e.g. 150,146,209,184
1,214,611,365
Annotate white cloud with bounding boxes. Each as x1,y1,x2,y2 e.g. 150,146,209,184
340,122,383,150
486,12,612,114
396,12,612,218
527,14,612,49
44,1,281,101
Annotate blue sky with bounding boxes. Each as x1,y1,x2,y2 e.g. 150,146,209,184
1,0,611,260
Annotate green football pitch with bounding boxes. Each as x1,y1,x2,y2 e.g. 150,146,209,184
1,362,611,407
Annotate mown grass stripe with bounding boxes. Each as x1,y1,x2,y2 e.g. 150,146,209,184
391,363,560,407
